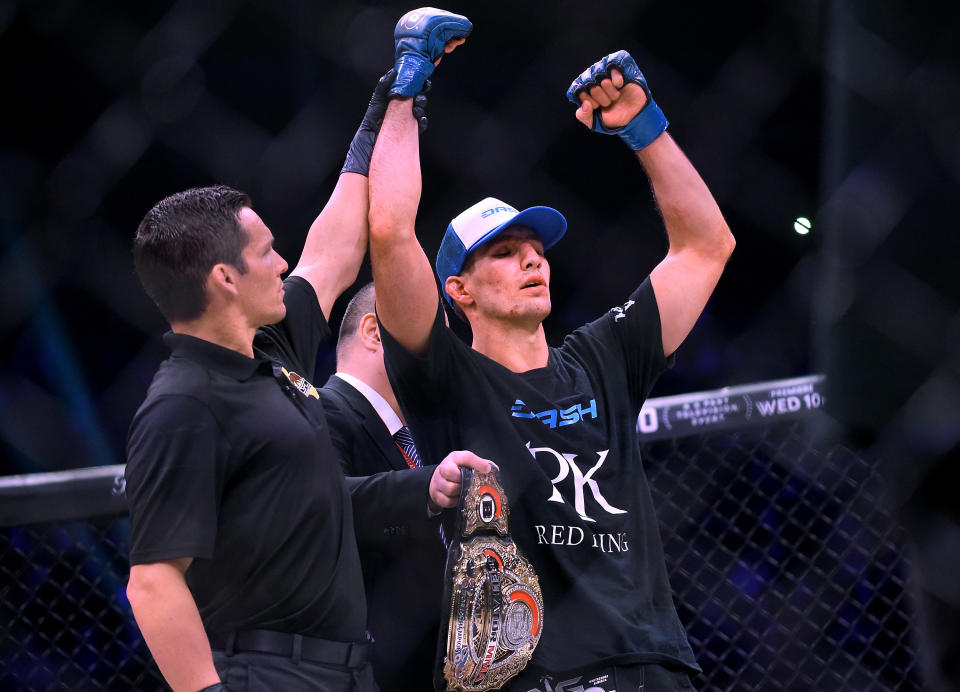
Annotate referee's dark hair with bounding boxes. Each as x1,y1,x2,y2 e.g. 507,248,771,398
336,282,376,363
134,185,251,323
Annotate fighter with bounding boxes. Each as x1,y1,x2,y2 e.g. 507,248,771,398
367,13,735,691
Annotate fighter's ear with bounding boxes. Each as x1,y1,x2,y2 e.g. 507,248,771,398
445,275,473,309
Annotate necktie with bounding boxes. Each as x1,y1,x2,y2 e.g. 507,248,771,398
395,426,448,548
393,426,421,469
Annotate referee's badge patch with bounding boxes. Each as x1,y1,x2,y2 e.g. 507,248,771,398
280,367,320,399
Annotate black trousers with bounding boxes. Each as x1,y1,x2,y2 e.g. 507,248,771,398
504,662,697,692
213,649,379,691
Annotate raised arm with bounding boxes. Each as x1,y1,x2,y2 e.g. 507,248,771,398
639,134,734,356
291,171,368,319
290,67,406,317
568,51,735,356
369,8,472,355
369,98,439,355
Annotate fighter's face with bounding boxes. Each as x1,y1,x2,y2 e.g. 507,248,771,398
459,226,551,324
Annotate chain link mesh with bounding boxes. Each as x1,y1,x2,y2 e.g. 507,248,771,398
0,411,917,690
1,518,164,691
646,420,917,691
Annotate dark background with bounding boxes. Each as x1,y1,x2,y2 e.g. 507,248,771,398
0,0,957,477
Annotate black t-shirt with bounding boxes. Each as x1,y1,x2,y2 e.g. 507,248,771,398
380,278,699,674
126,276,366,641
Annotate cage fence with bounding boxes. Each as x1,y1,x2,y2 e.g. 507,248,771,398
0,375,919,691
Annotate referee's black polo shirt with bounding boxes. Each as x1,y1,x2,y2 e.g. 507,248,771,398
126,277,365,641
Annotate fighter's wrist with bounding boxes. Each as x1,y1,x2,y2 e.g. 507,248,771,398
613,95,669,151
389,54,434,99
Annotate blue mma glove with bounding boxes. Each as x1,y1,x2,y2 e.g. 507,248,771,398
342,70,431,176
390,7,472,98
566,50,668,151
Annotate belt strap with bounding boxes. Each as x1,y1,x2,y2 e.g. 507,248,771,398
207,629,370,668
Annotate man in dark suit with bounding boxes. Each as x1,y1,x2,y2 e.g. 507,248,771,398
319,282,446,691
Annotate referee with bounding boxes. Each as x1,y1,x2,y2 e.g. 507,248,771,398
124,69,390,691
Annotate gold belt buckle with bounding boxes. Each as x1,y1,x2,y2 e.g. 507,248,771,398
439,469,544,691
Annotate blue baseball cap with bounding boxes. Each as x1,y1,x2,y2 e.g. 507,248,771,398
435,197,567,305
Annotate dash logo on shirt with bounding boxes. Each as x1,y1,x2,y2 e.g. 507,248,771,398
510,399,598,429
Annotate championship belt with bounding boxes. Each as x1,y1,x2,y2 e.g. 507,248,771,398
436,468,544,691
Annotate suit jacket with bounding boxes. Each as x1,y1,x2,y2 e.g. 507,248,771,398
319,374,446,692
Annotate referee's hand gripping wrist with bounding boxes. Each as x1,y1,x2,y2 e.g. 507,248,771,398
341,70,431,176
341,68,394,176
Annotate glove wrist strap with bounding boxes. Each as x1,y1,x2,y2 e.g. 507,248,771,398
599,96,668,151
390,54,434,98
